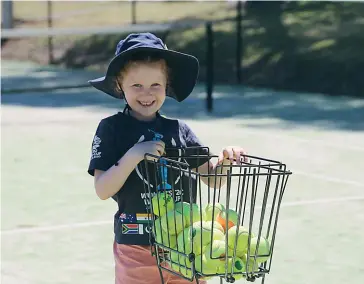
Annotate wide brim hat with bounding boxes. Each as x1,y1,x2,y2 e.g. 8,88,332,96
88,33,199,102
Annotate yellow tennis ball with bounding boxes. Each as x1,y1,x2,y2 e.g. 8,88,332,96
176,221,225,257
218,256,245,280
175,202,201,227
171,262,193,278
151,192,175,216
160,210,185,236
216,209,239,232
241,254,260,275
203,203,225,221
192,221,225,252
176,226,206,256
170,249,193,268
247,236,271,263
154,220,177,248
227,226,254,256
176,227,193,253
195,254,219,275
203,220,224,234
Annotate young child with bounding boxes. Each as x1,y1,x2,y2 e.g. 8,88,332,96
87,33,246,284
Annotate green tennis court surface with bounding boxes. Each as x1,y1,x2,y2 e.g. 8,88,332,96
2,61,364,284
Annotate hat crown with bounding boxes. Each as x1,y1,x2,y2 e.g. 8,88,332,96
115,33,167,56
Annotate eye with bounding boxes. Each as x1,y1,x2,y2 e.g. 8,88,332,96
151,83,161,88
132,84,142,88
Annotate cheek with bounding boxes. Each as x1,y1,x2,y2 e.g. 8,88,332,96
153,87,167,98
123,88,140,98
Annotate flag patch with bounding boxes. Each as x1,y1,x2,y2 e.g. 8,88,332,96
136,213,151,223
122,224,144,235
120,213,152,224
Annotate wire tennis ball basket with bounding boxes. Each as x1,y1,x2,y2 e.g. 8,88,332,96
143,147,292,284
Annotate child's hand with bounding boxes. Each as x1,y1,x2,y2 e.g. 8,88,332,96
131,140,166,161
217,146,247,165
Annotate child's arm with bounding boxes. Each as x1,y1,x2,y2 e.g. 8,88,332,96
94,140,165,200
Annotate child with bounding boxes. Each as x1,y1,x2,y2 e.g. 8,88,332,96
87,33,246,284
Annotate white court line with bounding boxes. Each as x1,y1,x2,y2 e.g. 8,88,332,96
295,170,364,188
2,195,364,236
1,220,112,235
224,123,364,152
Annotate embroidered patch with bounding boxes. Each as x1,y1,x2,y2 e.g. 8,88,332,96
122,224,144,235
91,135,101,159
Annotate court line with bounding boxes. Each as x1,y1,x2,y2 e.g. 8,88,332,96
294,170,364,188
254,131,364,152
2,195,364,236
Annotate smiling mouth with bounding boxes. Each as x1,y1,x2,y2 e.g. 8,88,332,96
138,101,155,107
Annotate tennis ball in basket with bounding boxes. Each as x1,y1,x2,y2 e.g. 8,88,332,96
227,226,254,256
152,192,175,216
195,254,219,275
171,262,193,278
241,254,260,274
218,256,246,280
170,250,193,268
160,210,185,235
203,220,224,234
203,203,225,221
204,239,226,260
247,236,271,263
177,227,203,256
154,220,177,248
204,239,234,262
201,240,234,276
175,202,201,227
193,221,225,249
216,209,239,232
176,222,225,256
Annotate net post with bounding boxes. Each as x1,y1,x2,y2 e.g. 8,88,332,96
206,21,214,113
47,0,54,65
236,0,243,84
131,0,137,25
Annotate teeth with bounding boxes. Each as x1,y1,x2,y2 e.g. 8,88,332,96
140,101,153,106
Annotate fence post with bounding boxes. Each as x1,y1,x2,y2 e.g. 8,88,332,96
206,22,214,113
236,0,242,84
2,1,13,29
131,0,137,24
47,0,54,64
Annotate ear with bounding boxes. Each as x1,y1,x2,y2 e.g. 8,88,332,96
114,78,125,99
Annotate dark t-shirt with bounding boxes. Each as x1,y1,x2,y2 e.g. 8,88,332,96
87,111,210,245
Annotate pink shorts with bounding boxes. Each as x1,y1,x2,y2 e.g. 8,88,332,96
113,241,207,284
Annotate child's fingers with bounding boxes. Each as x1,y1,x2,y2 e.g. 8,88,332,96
217,152,225,164
226,148,234,162
234,147,248,163
155,144,165,156
232,148,242,164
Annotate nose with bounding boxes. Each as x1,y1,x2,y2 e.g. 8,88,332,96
143,87,156,96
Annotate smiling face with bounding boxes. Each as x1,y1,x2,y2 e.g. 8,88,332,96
118,59,168,121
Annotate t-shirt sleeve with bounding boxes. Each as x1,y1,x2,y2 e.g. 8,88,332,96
179,120,212,169
88,119,117,176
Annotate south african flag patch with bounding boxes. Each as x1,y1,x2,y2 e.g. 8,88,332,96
122,224,144,235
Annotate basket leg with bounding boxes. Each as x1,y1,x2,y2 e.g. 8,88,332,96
158,266,165,284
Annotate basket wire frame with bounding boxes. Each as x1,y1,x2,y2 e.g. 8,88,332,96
142,146,292,284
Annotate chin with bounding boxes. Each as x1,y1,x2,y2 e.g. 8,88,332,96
133,107,159,119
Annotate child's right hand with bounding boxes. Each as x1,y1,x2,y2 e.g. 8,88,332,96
130,140,166,161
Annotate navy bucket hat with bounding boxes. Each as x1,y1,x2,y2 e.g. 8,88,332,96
88,32,199,102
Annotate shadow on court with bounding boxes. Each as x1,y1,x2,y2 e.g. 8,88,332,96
2,61,364,131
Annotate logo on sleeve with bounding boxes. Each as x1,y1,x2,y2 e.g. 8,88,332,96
91,135,102,160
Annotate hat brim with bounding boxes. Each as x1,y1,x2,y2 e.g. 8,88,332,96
88,47,199,102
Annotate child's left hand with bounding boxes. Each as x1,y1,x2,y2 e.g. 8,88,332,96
217,146,248,165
